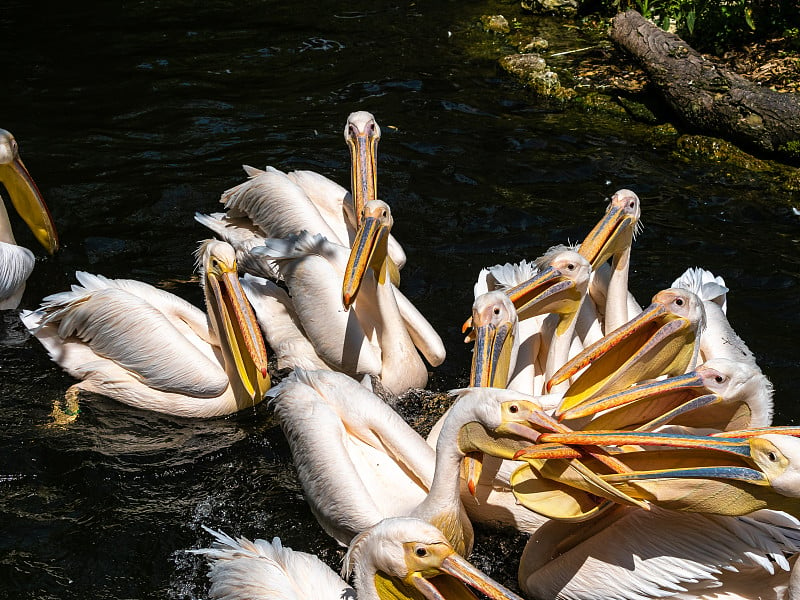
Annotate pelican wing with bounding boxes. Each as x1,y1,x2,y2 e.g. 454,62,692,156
0,242,34,307
222,167,346,245
195,212,279,280
393,284,446,367
672,266,728,312
269,369,435,545
285,169,351,244
32,287,228,397
521,506,800,600
193,527,352,600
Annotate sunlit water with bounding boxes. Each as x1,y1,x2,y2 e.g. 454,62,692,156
1,1,799,598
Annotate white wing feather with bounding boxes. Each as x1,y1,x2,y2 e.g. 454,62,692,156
193,526,352,600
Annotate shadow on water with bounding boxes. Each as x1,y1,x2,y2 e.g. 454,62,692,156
1,0,799,598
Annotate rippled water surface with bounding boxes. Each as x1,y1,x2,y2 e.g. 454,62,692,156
1,1,799,598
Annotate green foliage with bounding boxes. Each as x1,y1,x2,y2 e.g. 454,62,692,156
588,0,800,51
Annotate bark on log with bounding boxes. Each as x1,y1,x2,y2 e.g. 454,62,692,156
610,10,800,157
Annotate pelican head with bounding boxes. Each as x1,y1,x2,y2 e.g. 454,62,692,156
0,128,58,253
464,291,518,388
450,387,552,456
197,240,271,405
342,199,398,309
447,387,561,498
531,430,800,517
551,287,706,416
345,517,524,600
752,434,800,498
578,189,640,269
344,111,381,225
560,357,773,432
505,246,591,323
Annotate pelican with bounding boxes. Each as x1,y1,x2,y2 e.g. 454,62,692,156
466,247,597,397
268,369,546,556
550,287,707,416
672,266,760,366
0,129,59,309
248,210,444,395
558,357,774,433
212,111,406,269
514,429,800,519
192,516,524,600
504,247,594,396
20,240,271,418
519,505,800,600
578,188,642,335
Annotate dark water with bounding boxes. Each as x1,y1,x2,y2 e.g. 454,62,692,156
1,1,799,598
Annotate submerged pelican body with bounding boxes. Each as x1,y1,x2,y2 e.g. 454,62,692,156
0,129,59,309
22,240,270,418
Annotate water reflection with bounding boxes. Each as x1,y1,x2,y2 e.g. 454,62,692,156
1,0,798,598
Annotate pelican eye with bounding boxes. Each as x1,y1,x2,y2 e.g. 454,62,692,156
628,200,635,208
382,210,387,218
675,297,684,306
509,404,519,414
768,451,778,462
567,263,575,270
493,307,500,315
415,547,428,557
715,375,724,383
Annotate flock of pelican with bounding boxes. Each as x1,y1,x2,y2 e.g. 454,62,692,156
4,114,800,599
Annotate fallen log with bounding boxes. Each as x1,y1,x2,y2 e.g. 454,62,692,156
610,10,800,158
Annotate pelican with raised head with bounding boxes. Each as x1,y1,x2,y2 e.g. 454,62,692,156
550,287,707,417
21,240,270,419
201,111,405,271
578,188,642,336
192,516,525,600
338,199,444,394
465,247,596,397
0,129,59,309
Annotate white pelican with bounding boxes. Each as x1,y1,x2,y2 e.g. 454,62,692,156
214,111,406,269
672,266,761,366
0,128,59,309
558,357,774,433
466,247,597,397
503,247,594,396
550,287,707,417
470,260,547,395
513,429,800,519
21,240,270,418
268,369,546,556
245,200,445,395
245,210,444,395
192,516,524,600
578,188,643,336
519,505,800,600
